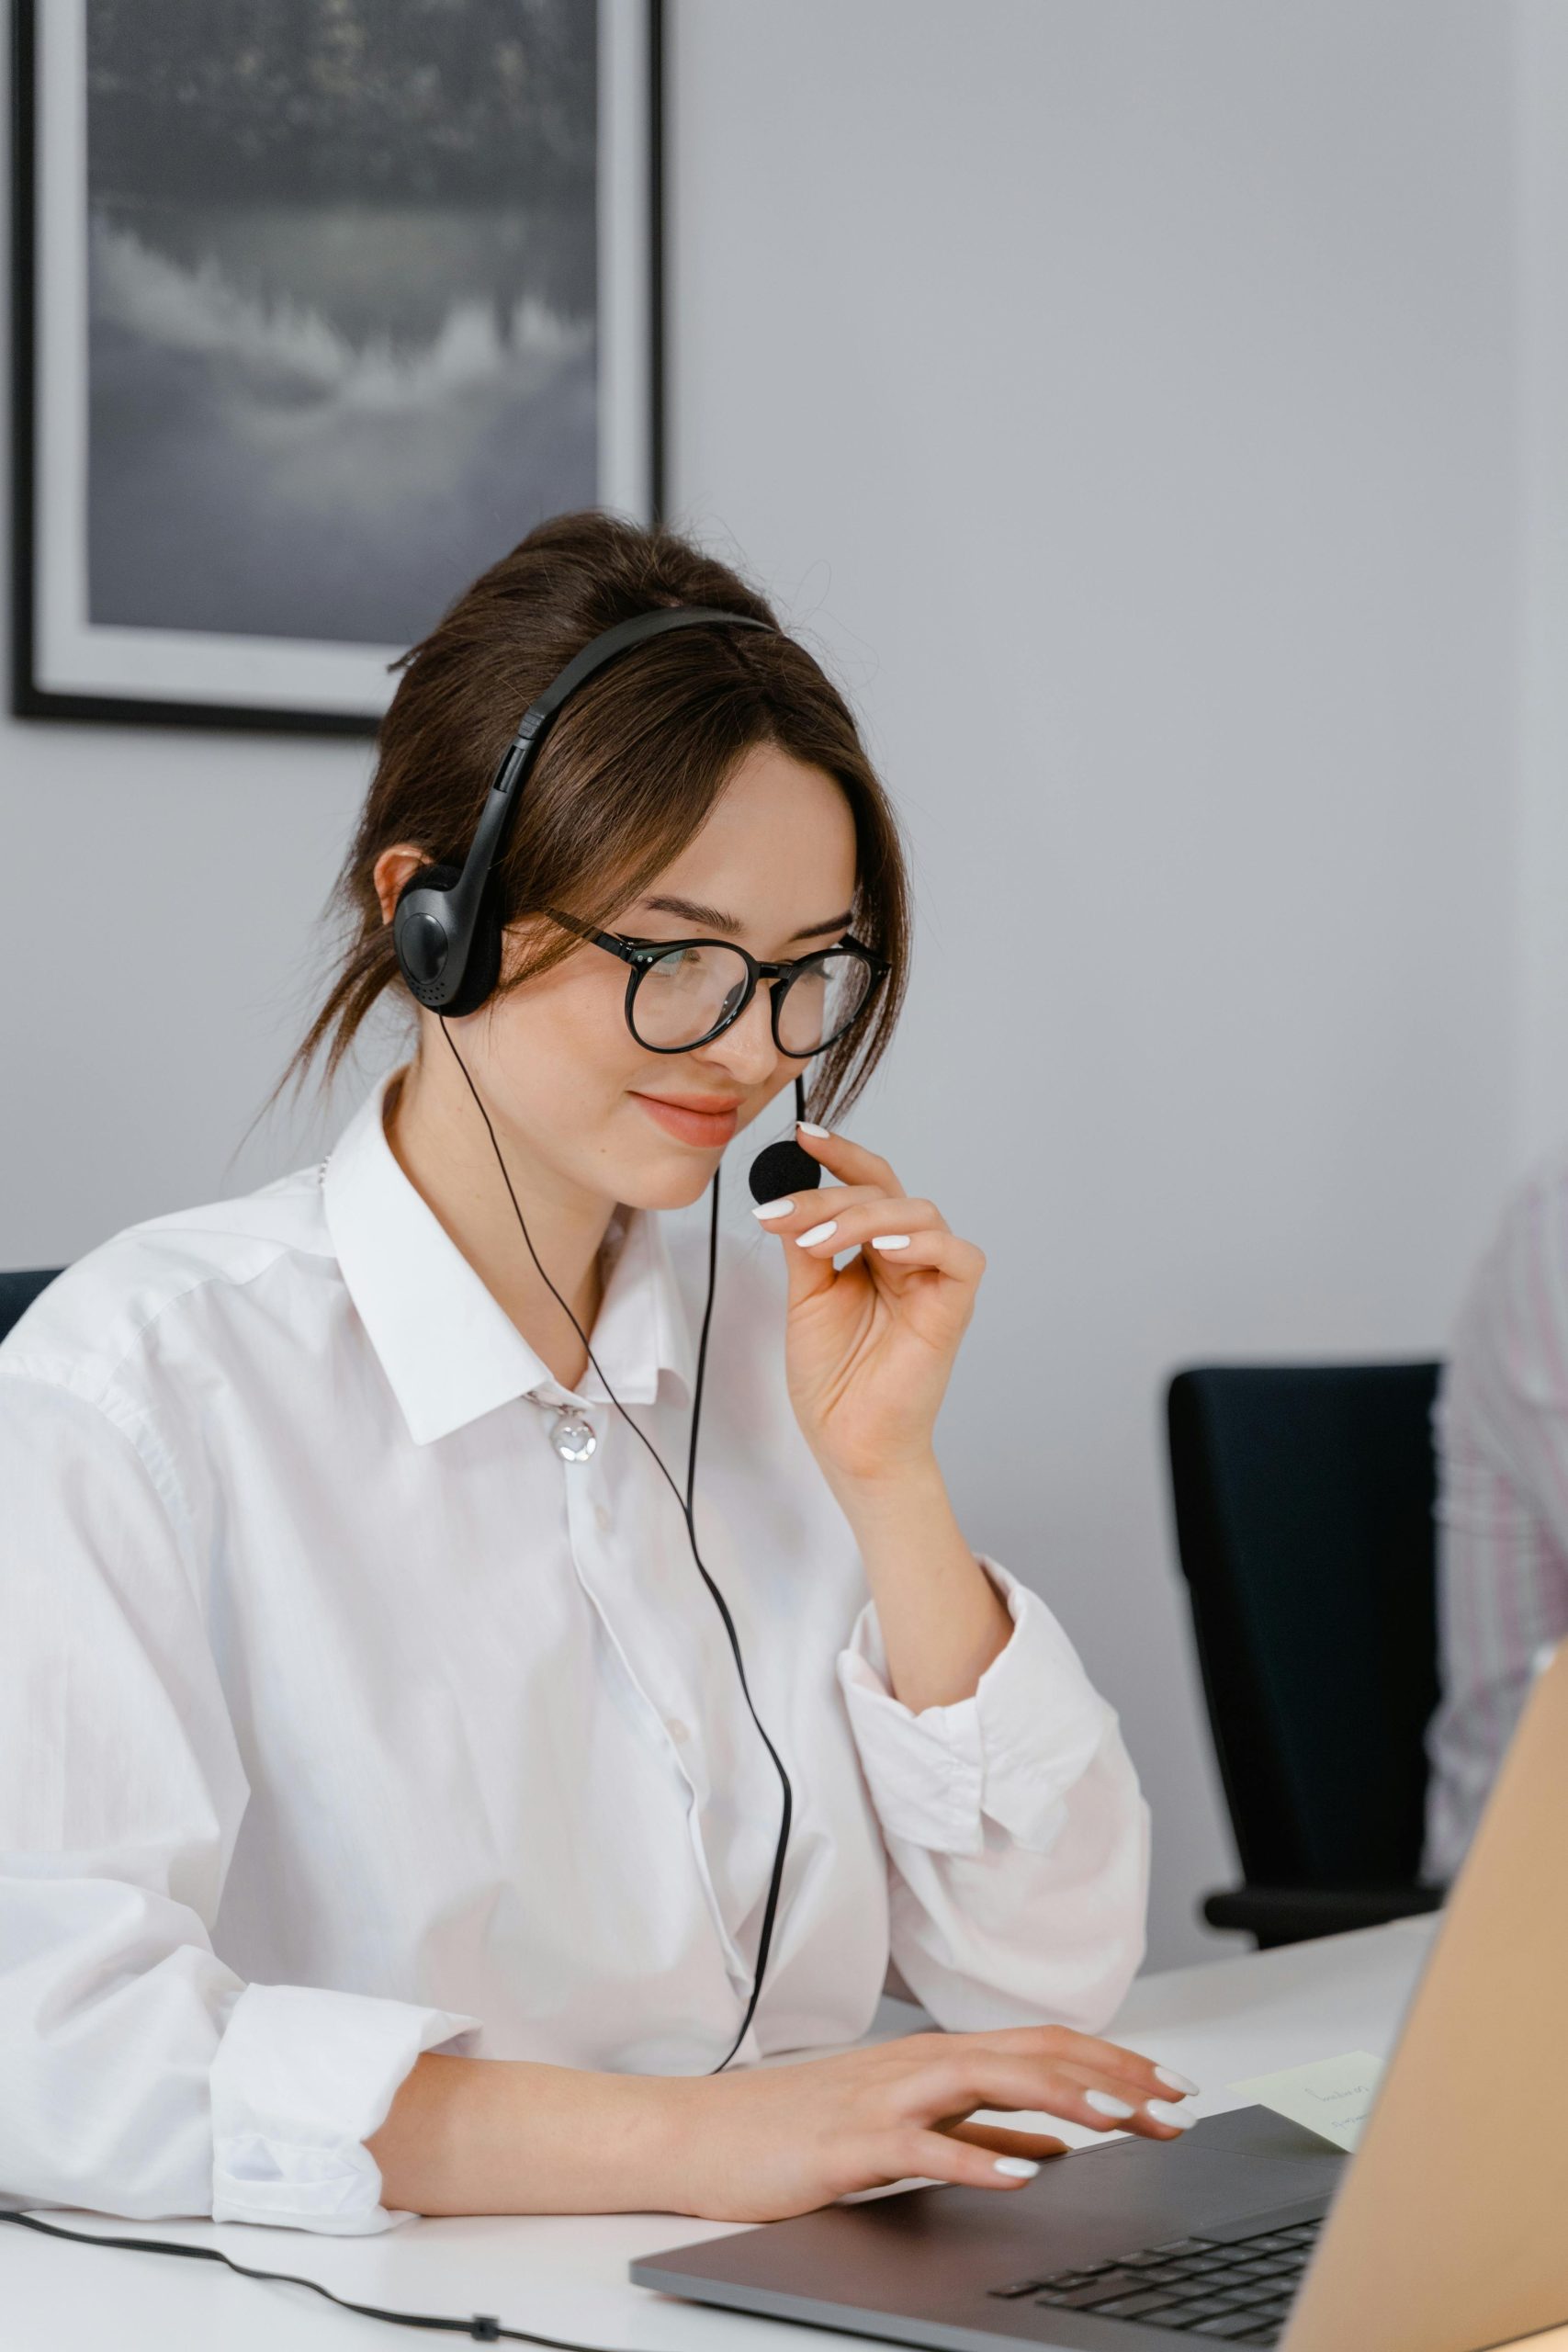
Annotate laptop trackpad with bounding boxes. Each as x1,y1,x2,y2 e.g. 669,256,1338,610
632,2106,1343,2331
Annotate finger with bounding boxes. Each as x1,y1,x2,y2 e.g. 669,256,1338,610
824,1228,987,1286
942,2121,1071,2163
787,1198,952,1257
953,2025,1199,2107
886,2127,1063,2192
792,1123,902,1198
750,1182,884,1230
910,2051,1193,2143
957,2043,1197,2131
1041,2059,1198,2134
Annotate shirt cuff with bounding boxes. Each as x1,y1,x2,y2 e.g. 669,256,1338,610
210,1982,482,2232
836,1555,1116,1857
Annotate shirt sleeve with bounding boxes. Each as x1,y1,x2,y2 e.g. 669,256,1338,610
836,1555,1149,2034
1425,1180,1568,1880
0,1373,480,2234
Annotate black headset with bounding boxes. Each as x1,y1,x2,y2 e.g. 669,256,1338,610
396,606,771,1019
392,604,826,1201
391,601,823,1198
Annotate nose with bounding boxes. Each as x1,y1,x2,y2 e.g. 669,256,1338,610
694,978,782,1087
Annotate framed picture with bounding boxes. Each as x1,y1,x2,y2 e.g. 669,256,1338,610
9,0,662,735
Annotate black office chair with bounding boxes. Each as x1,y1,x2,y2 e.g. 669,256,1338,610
1167,1363,1449,1948
0,1269,62,1343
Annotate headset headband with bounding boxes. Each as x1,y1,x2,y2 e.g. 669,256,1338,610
393,605,773,1016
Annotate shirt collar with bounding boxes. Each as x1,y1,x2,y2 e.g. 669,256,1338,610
321,1070,696,1446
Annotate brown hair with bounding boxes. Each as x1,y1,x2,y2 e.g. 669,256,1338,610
290,510,912,1124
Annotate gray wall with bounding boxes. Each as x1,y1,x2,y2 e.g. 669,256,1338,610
4,1,1527,1967
667,0,1518,1962
1514,0,1568,1169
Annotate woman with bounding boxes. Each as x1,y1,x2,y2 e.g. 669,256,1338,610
0,513,1180,2242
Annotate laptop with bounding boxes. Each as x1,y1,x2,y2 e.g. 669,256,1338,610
632,1642,1568,2352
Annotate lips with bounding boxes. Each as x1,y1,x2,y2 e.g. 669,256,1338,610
631,1091,742,1147
636,1092,743,1115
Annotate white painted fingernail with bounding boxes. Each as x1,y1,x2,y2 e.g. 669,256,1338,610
751,1199,793,1221
1085,2090,1135,2120
795,1219,838,1248
1146,2099,1196,2130
993,2156,1039,2178
1155,2066,1201,2096
871,1235,910,1250
796,1121,831,1137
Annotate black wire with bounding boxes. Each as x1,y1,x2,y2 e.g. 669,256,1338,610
683,1128,719,1517
437,1021,793,2072
0,2208,615,2345
684,1069,801,1517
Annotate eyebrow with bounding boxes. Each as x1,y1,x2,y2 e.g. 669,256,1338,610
634,893,853,944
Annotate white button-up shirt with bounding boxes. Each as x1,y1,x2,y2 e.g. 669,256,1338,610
0,1073,1149,2236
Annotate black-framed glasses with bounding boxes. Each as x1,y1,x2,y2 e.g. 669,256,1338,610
547,910,890,1056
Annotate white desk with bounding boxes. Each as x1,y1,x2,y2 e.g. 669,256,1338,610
0,1920,1447,2352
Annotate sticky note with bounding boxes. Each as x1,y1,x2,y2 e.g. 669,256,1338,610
1226,2050,1384,2152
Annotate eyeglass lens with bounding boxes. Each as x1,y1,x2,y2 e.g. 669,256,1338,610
631,944,874,1054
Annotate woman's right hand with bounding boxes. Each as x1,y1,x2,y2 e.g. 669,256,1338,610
654,2024,1198,2223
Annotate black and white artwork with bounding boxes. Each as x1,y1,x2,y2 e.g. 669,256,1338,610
12,0,660,730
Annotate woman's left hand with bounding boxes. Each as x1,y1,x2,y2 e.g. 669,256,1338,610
754,1125,985,1490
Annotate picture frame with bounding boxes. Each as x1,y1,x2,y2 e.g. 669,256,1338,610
9,0,664,737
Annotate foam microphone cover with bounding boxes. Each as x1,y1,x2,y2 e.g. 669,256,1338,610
748,1137,823,1204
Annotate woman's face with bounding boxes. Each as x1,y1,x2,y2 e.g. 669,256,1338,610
390,742,862,1213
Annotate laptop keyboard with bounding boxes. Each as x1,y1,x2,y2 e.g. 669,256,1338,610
986,2217,1322,2342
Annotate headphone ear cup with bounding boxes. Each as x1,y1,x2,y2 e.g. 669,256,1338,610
392,859,459,987
437,874,504,1018
393,861,461,920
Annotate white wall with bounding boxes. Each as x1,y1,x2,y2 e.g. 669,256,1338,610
3,1,1528,1966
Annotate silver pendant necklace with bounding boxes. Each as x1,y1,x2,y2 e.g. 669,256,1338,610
536,1399,597,1461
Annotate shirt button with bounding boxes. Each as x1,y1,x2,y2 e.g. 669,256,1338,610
594,1502,612,1532
665,1717,691,1746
